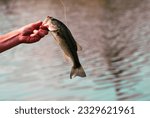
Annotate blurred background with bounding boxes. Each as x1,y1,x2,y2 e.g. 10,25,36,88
0,0,150,100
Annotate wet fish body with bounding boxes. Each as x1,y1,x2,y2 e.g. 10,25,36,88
43,16,86,79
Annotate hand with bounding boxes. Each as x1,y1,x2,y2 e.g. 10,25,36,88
18,21,48,43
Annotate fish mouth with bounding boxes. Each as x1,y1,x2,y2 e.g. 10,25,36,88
47,16,52,19
43,16,58,31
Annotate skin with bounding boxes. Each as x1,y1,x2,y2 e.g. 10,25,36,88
0,21,48,53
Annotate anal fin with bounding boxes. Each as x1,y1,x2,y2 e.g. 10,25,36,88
63,52,71,63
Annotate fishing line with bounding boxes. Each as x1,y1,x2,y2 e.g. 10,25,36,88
59,0,68,26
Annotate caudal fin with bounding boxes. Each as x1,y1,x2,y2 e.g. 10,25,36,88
70,66,86,79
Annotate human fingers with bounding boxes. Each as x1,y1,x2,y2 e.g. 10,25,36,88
37,29,48,38
30,30,39,37
40,25,49,31
31,29,47,38
31,21,42,30
29,34,41,43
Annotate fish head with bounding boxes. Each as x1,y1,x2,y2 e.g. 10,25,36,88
43,16,60,32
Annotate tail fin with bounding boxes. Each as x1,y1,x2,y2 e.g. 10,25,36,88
70,66,86,79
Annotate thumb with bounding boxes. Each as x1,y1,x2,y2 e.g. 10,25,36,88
31,21,42,30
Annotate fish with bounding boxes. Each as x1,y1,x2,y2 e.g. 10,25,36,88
43,16,86,79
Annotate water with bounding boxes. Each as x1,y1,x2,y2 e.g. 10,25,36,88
0,0,150,100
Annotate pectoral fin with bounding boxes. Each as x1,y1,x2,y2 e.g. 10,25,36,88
53,37,60,45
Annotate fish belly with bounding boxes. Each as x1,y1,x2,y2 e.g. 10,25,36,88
59,38,74,63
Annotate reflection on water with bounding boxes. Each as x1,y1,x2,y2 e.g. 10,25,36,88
0,0,150,100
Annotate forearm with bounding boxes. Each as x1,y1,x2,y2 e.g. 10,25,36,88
0,30,21,53
0,21,48,53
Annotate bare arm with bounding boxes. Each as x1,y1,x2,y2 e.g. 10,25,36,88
0,21,48,53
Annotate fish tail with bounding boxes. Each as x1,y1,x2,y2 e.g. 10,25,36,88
70,65,86,79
